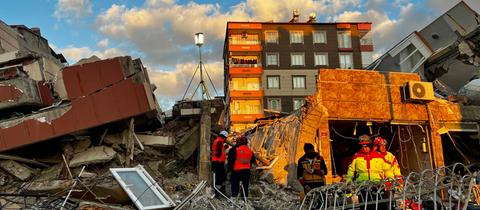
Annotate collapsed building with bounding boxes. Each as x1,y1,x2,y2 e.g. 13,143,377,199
248,68,480,188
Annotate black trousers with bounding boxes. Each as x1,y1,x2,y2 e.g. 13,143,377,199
211,161,226,193
231,169,250,197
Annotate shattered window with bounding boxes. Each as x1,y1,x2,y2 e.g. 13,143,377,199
292,76,306,89
399,43,425,72
337,31,352,48
290,31,304,43
313,31,327,44
267,98,281,112
267,76,280,89
111,167,174,210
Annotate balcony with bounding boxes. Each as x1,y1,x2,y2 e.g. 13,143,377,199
230,114,265,122
359,31,374,52
230,90,264,98
229,34,262,51
229,66,262,76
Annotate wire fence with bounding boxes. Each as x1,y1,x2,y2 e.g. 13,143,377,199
300,163,479,210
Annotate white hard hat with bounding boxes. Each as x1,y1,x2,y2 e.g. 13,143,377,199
220,131,228,137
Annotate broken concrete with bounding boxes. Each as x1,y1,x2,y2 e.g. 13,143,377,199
25,180,74,194
0,160,34,181
69,146,116,167
135,134,174,146
35,164,62,181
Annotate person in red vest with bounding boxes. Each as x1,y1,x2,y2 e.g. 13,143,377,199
227,136,255,198
211,130,228,195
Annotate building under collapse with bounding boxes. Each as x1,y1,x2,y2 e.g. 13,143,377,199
0,20,163,152
248,68,480,187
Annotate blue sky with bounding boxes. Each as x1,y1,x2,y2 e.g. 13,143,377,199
1,0,479,110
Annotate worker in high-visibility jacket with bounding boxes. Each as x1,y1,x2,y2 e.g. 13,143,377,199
345,135,390,182
211,130,228,194
297,143,328,193
373,137,402,179
227,136,256,198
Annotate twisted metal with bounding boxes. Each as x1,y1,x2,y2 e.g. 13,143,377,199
300,163,479,210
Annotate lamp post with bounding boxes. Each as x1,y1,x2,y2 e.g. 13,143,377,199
182,32,217,101
195,32,206,100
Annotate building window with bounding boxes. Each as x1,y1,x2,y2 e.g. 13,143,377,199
313,31,327,44
337,31,352,48
231,99,262,115
231,78,260,91
267,75,280,89
398,43,426,72
292,76,306,89
314,53,328,66
265,31,278,43
293,98,306,110
339,53,353,69
291,53,305,66
266,53,279,66
290,31,304,43
267,98,282,112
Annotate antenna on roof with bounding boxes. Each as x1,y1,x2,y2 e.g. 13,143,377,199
307,13,317,23
289,9,300,23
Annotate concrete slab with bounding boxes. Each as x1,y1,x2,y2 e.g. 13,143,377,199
0,160,34,181
69,146,116,167
135,134,174,146
26,180,73,194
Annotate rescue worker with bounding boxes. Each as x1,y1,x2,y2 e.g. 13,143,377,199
345,135,391,210
211,130,228,194
373,137,401,178
345,135,390,182
297,143,328,194
227,136,255,198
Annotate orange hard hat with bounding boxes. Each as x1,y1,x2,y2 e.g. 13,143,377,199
358,135,371,145
373,137,387,146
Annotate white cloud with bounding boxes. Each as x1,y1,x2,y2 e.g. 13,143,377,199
97,39,109,48
54,0,93,21
50,44,125,64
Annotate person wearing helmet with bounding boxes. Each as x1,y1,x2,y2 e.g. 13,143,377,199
211,130,228,195
373,137,401,179
345,135,390,182
227,136,255,198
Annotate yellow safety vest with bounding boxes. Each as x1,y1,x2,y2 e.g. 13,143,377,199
301,157,325,183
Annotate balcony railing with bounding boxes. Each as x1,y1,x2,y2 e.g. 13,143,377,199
230,63,261,68
229,39,261,45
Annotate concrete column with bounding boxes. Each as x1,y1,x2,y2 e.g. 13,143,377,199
199,101,212,183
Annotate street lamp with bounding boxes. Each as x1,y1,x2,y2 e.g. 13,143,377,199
195,32,204,47
182,32,218,101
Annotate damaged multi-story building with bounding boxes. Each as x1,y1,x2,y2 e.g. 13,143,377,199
223,13,374,132
0,20,162,151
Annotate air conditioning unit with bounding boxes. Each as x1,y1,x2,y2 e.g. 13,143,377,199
402,81,435,102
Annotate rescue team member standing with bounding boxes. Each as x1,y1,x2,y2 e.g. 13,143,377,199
373,137,402,178
345,135,390,182
227,136,255,198
297,143,328,193
211,130,228,194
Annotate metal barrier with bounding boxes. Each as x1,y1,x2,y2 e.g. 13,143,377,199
300,163,479,210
